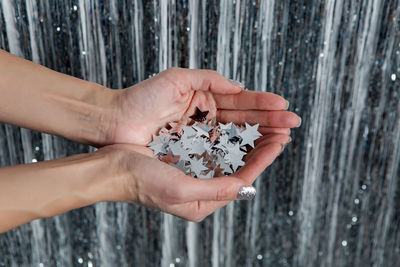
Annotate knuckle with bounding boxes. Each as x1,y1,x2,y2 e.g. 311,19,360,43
163,185,186,203
202,70,221,82
172,187,186,203
215,186,230,201
208,69,219,76
166,67,181,74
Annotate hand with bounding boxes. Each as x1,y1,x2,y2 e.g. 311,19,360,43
107,68,301,146
101,133,291,222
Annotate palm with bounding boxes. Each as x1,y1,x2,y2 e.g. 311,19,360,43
111,68,300,146
116,79,217,145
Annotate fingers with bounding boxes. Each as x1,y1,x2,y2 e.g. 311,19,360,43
187,69,243,94
169,182,257,221
254,134,291,146
214,90,288,111
179,176,254,202
259,127,291,135
157,174,253,222
217,110,301,128
161,68,243,94
234,142,283,184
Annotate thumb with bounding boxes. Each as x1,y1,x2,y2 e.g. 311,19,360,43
187,69,244,94
162,68,243,94
182,176,256,202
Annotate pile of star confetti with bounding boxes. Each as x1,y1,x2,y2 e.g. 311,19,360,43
147,108,262,178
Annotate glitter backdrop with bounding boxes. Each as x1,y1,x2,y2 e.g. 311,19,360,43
0,1,400,266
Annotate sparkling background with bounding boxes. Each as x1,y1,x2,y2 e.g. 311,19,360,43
0,0,400,266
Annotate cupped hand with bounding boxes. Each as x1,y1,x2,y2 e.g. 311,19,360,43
108,68,301,146
101,133,291,222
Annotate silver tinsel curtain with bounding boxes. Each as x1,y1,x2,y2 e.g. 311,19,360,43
0,0,399,266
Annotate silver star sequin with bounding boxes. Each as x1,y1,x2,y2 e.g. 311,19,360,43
147,108,262,178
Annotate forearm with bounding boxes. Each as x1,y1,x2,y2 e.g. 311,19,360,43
0,149,121,233
0,49,117,146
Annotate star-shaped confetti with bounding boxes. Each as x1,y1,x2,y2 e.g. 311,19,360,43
189,107,209,122
239,123,262,148
147,107,262,178
189,157,209,177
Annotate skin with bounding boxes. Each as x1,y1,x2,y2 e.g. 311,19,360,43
0,49,300,233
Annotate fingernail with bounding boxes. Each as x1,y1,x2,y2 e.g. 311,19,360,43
288,136,292,143
279,144,285,155
296,117,302,128
237,186,256,200
285,100,289,110
228,79,245,89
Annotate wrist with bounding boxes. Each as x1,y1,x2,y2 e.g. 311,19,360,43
0,149,124,232
39,149,125,217
75,82,120,147
74,150,121,206
95,144,155,204
96,145,139,203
